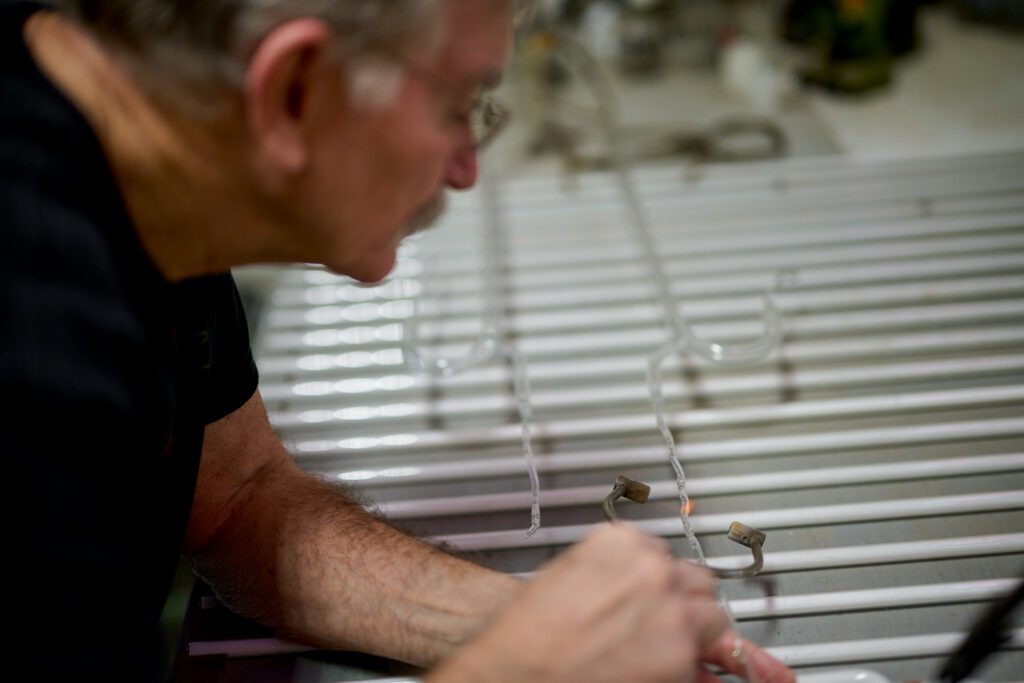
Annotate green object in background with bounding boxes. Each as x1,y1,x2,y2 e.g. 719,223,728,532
785,0,900,95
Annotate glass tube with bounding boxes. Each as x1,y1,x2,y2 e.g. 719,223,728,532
400,174,542,536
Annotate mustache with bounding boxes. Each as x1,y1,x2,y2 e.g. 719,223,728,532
404,192,448,238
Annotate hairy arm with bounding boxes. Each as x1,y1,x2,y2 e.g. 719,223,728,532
184,390,522,666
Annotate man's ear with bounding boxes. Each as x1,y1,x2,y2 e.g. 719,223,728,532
244,18,334,175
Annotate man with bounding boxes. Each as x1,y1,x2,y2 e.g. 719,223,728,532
1,0,795,680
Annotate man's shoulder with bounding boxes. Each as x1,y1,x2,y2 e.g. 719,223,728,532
0,0,152,337
0,86,144,351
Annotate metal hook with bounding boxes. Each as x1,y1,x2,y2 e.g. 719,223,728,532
716,522,766,579
602,476,766,579
602,476,652,521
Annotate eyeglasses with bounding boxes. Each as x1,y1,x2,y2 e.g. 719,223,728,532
392,54,512,150
468,91,512,150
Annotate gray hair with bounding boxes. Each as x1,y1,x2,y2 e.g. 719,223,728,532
57,0,442,106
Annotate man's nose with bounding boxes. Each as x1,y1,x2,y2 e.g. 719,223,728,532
444,144,478,190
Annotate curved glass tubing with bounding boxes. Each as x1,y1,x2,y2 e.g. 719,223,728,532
555,28,784,541
555,35,784,682
401,174,542,537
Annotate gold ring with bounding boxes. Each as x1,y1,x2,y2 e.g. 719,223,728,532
731,635,746,661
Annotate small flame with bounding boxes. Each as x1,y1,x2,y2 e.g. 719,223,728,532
682,499,694,516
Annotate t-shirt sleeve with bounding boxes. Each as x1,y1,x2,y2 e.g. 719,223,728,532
204,273,259,424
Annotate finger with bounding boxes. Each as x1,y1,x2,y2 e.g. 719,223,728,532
742,640,797,683
684,600,733,653
702,631,751,679
702,633,796,683
672,559,717,598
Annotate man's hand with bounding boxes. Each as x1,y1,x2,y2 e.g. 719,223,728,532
426,525,795,683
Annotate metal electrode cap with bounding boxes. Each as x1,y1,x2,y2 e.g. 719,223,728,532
727,521,767,549
615,475,651,504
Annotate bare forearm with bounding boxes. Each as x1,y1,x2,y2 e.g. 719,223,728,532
185,393,521,666
189,461,521,665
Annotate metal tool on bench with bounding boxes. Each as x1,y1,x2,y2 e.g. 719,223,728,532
602,475,766,579
936,571,1024,683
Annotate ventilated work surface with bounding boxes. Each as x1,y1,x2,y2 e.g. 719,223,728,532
254,151,1024,681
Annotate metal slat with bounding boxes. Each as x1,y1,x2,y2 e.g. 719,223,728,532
258,254,1024,354
312,417,1024,482
496,151,1024,206
434,169,1024,255
270,246,1024,313
435,491,1024,551
282,384,1024,445
377,453,1024,518
258,323,1024,385
278,274,1024,342
270,354,1024,425
767,629,1024,668
267,207,1024,308
389,193,990,261
264,232,1024,330
252,151,1024,681
690,534,1024,574
729,579,1018,620
183,629,1024,672
278,271,1024,322
506,535,1024,580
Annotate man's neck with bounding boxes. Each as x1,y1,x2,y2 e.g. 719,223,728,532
23,12,274,282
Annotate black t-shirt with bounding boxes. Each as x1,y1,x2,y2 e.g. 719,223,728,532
1,2,259,679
